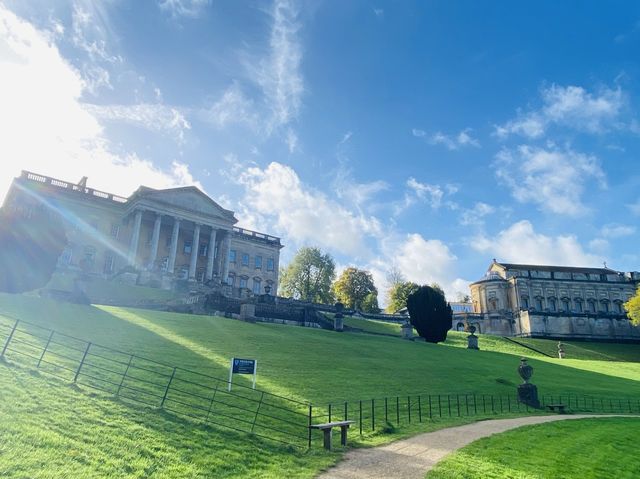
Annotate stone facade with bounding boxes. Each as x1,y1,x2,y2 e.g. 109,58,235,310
461,260,640,341
3,171,282,296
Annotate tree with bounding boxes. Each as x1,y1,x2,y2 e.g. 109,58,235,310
361,292,380,313
0,207,67,293
406,285,453,343
386,281,420,313
430,282,446,298
624,287,640,326
278,247,336,303
333,267,377,310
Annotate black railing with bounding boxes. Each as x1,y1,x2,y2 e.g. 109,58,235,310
0,315,310,448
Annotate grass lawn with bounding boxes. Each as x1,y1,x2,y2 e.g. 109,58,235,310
1,293,640,478
427,417,640,479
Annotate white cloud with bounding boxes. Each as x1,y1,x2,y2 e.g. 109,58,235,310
203,83,259,129
459,202,495,226
0,5,199,204
627,199,640,215
494,145,606,216
285,128,298,153
257,0,303,131
600,223,636,238
470,220,602,266
236,162,381,258
495,84,624,139
413,128,480,150
158,0,209,18
394,178,458,215
84,103,191,143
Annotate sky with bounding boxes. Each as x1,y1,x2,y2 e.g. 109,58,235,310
1,0,639,303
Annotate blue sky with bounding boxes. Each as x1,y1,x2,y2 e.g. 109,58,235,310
1,0,639,301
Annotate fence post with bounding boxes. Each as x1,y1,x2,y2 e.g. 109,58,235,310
0,319,19,358
73,342,92,383
116,355,134,396
408,396,411,423
418,395,422,422
251,391,265,433
328,403,332,422
205,381,220,421
456,395,460,417
438,394,442,417
428,394,433,419
466,394,470,416
396,396,400,424
385,397,388,423
447,395,451,417
160,367,177,408
344,401,348,421
359,400,363,435
308,405,313,449
371,399,375,431
37,330,54,368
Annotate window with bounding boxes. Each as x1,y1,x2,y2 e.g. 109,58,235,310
521,297,529,309
575,299,583,313
59,247,73,266
183,241,192,254
562,299,570,312
601,301,609,313
242,253,249,266
588,300,596,313
199,243,208,257
535,298,543,311
110,224,120,239
103,252,115,274
548,298,556,312
615,302,623,314
267,258,274,271
229,250,236,263
227,274,235,286
255,255,262,269
253,278,262,294
239,277,248,288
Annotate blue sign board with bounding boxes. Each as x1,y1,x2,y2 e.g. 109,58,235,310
232,358,256,374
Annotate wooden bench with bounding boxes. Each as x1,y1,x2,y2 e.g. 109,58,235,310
546,403,567,414
309,420,355,450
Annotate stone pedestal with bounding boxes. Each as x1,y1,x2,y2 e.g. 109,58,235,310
517,383,540,408
334,302,344,332
239,303,256,322
557,341,565,359
467,333,479,350
401,322,414,340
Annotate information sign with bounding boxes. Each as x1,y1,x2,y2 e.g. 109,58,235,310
228,357,257,391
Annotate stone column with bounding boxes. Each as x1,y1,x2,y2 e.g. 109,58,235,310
205,227,217,281
128,209,143,266
189,223,201,280
221,231,231,284
147,213,162,270
168,218,181,273
273,247,281,295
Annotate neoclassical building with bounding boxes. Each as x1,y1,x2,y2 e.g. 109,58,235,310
462,260,640,340
3,171,282,295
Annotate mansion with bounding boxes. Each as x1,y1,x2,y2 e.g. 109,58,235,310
4,171,282,296
462,260,640,341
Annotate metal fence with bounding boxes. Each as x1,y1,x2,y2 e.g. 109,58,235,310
311,391,640,436
0,315,311,448
1,314,638,449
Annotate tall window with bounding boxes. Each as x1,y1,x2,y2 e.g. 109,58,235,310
255,255,262,269
521,297,529,309
253,278,262,294
588,300,596,313
535,298,543,311
575,299,583,313
615,302,623,314
562,299,570,312
229,250,236,263
110,223,120,239
183,241,192,254
267,258,274,271
601,301,609,313
199,243,208,256
227,273,235,286
239,277,248,288
242,253,249,266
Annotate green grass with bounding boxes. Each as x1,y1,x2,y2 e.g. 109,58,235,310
1,293,640,478
427,417,640,478
513,337,640,362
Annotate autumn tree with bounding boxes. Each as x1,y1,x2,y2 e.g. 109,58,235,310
0,207,67,293
361,292,380,313
624,287,640,326
406,285,453,343
333,267,377,311
278,247,336,303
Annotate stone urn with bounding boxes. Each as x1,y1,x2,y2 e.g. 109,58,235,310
467,325,479,350
557,341,565,359
518,357,533,383
401,321,414,340
334,302,344,332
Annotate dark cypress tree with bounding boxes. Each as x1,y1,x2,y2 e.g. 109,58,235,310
406,285,453,343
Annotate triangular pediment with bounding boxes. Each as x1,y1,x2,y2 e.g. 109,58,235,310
130,186,237,223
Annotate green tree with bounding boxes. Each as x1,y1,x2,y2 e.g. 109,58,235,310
624,287,640,326
0,207,67,293
333,267,377,310
406,285,453,343
430,282,446,298
361,292,380,313
386,281,420,313
278,247,336,303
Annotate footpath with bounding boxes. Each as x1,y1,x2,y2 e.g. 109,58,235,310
317,414,630,479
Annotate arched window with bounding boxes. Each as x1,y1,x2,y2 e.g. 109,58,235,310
588,299,597,313
574,298,583,313
548,297,557,312
456,322,465,331
600,300,610,313
534,297,543,311
521,296,529,309
561,298,570,313
614,301,624,314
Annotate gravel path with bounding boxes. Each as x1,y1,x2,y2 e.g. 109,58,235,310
316,414,630,479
